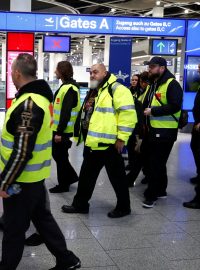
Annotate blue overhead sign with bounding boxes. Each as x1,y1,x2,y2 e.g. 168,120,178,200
186,20,200,55
109,37,132,87
112,17,185,37
0,11,186,37
151,39,178,56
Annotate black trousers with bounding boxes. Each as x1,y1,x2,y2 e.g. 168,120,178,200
52,136,78,188
72,146,130,211
127,134,135,166
0,181,72,270
144,140,174,201
190,128,200,177
126,139,148,184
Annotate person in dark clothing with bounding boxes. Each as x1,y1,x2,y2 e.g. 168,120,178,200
130,74,141,98
49,61,80,194
141,57,183,208
126,71,149,187
126,74,141,171
183,64,200,209
0,53,80,270
61,64,137,218
189,64,200,185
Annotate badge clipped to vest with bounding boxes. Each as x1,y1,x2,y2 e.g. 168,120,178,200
155,93,161,99
56,98,60,104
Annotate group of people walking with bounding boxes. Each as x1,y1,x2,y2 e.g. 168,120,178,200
0,53,199,270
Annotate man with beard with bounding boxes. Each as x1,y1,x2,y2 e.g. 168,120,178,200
141,57,183,208
61,63,137,218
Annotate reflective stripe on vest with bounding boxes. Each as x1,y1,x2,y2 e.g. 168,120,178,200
1,155,51,172
53,109,78,117
118,105,135,111
53,84,80,133
87,131,117,140
95,107,115,113
53,120,74,126
118,126,134,132
1,138,52,152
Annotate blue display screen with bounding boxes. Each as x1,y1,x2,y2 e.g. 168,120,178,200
186,20,200,55
184,56,200,92
43,36,70,53
151,39,178,56
0,11,186,36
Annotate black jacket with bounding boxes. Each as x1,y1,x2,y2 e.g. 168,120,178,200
143,69,183,141
192,87,200,124
53,79,79,137
0,80,53,190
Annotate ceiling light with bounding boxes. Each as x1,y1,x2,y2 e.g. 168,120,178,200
111,8,116,13
136,40,139,43
184,9,189,14
156,1,161,5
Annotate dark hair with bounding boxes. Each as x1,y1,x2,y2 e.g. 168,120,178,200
131,74,140,88
15,53,37,78
57,61,73,81
140,71,149,83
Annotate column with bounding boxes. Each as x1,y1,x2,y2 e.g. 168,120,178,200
179,38,186,88
104,35,110,67
83,39,92,67
152,6,164,17
37,39,44,79
49,53,55,82
10,0,31,12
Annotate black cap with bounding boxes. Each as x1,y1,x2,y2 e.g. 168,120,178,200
147,56,167,67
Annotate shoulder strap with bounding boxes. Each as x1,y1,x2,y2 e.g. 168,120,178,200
154,93,179,122
108,82,122,98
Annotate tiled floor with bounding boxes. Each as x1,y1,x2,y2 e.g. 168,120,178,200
0,133,200,269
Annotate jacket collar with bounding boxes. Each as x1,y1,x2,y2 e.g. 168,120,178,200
15,79,53,103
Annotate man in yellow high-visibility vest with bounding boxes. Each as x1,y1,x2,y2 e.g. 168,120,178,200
0,53,80,270
141,57,183,208
62,63,137,218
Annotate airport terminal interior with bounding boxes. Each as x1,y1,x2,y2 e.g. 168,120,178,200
1,0,200,269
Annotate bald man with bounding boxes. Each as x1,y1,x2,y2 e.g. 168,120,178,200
61,64,137,218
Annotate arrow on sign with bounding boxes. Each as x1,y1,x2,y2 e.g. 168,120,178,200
157,42,165,53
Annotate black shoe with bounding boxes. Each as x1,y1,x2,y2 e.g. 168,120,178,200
69,178,79,185
190,176,200,185
141,177,148,184
157,192,167,199
107,208,131,218
61,205,89,214
49,252,81,270
183,200,200,209
49,185,69,193
25,233,44,246
142,200,157,208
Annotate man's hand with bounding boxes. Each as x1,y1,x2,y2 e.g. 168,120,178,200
54,135,62,143
115,139,125,154
0,190,9,198
194,123,200,132
144,108,152,116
